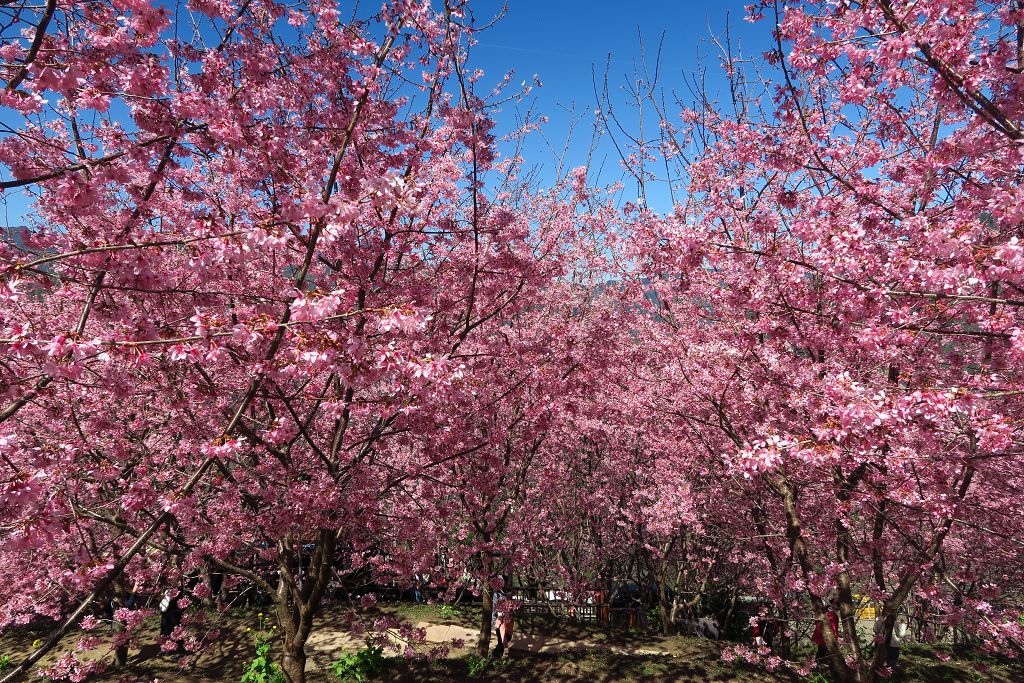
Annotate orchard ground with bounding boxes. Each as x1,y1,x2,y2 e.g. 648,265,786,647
1,604,1020,682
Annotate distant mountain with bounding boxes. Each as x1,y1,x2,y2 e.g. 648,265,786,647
1,225,30,251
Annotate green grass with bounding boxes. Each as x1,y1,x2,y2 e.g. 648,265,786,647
380,602,478,627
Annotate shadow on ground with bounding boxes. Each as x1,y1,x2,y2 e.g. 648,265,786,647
379,649,796,683
3,604,1023,683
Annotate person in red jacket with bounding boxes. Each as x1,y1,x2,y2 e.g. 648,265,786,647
812,602,840,665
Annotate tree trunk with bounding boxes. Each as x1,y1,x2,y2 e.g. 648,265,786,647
273,530,337,683
834,465,869,675
476,551,494,657
202,561,224,608
668,563,685,629
773,475,857,683
721,583,739,637
649,539,677,636
112,613,129,667
656,582,672,635
820,613,855,683
109,583,129,667
477,583,494,657
277,597,310,683
281,646,306,683
865,465,976,680
776,605,792,659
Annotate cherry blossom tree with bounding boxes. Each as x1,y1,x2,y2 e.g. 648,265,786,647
3,1,1024,682
0,0,578,680
624,0,1024,679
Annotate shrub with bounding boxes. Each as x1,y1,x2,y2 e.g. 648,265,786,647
329,645,388,682
240,613,284,683
465,653,490,679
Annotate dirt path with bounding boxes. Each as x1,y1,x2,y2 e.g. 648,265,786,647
0,608,690,683
304,617,690,669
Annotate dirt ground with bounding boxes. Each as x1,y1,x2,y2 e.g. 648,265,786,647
1,603,1020,682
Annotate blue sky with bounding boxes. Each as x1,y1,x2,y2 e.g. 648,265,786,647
468,1,774,210
1,1,771,226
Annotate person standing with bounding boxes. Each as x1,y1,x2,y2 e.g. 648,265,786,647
412,573,423,604
875,613,910,668
492,587,518,658
762,609,777,651
755,609,777,650
159,588,183,653
491,589,508,657
812,603,839,665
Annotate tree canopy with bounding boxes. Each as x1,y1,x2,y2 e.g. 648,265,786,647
1,1,1023,682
